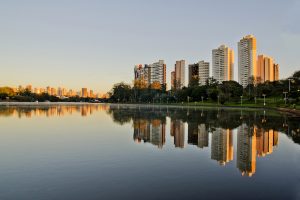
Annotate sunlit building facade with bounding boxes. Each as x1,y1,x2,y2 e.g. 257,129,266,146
199,60,210,85
171,71,176,90
144,60,166,87
82,88,88,98
257,55,279,83
238,35,257,87
212,45,234,83
175,60,185,89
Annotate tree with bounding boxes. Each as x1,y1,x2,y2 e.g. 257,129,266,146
133,79,147,89
219,81,243,101
191,86,207,101
110,82,132,102
150,81,162,90
207,88,219,101
293,70,300,78
189,77,199,88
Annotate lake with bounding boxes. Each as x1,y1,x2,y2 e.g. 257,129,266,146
0,104,299,200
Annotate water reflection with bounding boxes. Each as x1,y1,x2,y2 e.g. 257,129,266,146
0,104,299,178
133,119,166,148
0,104,109,118
107,105,300,177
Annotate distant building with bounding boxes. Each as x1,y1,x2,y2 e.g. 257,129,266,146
175,60,185,88
134,64,147,86
89,90,94,98
34,88,40,94
57,87,62,96
26,85,33,92
171,71,176,90
82,88,88,98
51,88,57,96
188,63,199,86
199,61,210,85
212,45,234,83
238,35,257,87
46,86,51,94
257,55,279,83
144,60,166,87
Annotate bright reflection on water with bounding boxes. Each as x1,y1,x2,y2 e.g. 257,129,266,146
0,104,299,200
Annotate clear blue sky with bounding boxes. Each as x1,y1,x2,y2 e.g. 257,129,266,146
1,0,299,93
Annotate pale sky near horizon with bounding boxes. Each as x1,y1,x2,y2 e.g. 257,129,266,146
1,0,299,94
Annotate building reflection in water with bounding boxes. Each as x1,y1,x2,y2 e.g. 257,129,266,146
171,119,185,148
0,104,110,118
211,128,233,166
133,119,166,148
188,123,209,149
236,124,279,177
237,123,257,177
1,105,298,177
256,127,278,157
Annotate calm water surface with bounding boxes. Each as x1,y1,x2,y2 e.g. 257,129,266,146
0,104,299,200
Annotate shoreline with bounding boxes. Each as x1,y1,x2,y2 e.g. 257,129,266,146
0,102,299,116
0,102,96,106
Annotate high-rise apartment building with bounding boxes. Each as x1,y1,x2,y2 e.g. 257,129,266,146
212,45,234,83
57,87,62,96
188,63,200,86
238,35,257,87
171,71,176,90
257,55,279,83
199,61,210,85
46,86,51,94
135,60,166,88
89,90,94,98
175,60,185,88
144,60,166,86
26,85,33,92
50,88,57,96
134,64,146,82
82,88,88,98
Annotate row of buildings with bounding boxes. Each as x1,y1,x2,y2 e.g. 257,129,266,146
133,118,278,177
16,85,103,98
134,35,280,89
134,60,166,89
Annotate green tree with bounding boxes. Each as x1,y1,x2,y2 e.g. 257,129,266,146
110,82,132,102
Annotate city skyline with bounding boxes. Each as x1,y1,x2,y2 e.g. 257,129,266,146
14,84,105,98
1,1,299,93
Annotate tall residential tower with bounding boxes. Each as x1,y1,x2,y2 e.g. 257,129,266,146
238,35,257,87
212,45,234,83
257,55,279,83
175,60,185,89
